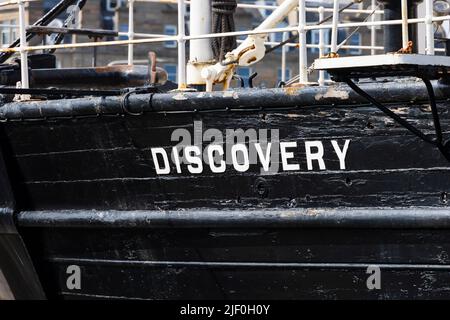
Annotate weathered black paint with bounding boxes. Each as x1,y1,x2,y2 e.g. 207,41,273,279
19,225,450,299
2,79,450,299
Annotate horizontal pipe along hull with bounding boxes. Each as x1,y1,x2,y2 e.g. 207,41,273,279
2,79,450,299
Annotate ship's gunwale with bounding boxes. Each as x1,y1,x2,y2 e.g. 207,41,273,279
1,79,450,121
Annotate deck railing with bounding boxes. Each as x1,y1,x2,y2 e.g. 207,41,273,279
0,0,448,90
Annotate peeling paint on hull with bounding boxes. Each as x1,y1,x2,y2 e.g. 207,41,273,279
2,80,450,299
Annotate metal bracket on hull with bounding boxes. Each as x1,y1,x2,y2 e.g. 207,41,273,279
120,86,160,116
343,77,450,162
313,53,450,161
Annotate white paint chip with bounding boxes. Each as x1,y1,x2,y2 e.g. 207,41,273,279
315,87,349,101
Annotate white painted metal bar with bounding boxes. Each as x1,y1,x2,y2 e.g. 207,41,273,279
128,0,135,65
308,7,383,14
401,0,409,49
298,0,307,84
281,32,288,82
18,0,29,89
177,0,186,88
135,0,384,14
4,14,450,53
255,41,383,50
116,32,383,50
318,5,325,86
371,0,376,55
330,0,339,53
189,0,212,61
425,0,434,54
3,0,449,91
129,32,166,38
255,0,298,31
236,39,383,50
331,44,382,50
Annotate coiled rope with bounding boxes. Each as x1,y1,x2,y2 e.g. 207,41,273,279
211,0,238,62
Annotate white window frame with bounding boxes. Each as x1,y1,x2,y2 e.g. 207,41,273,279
277,67,291,82
257,0,275,19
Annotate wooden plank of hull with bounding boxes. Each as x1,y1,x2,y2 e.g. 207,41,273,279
1,103,450,210
17,226,450,299
2,83,450,299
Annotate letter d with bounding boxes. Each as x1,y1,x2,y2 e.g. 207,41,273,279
151,148,171,174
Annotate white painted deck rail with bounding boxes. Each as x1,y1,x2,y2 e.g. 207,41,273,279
0,0,448,90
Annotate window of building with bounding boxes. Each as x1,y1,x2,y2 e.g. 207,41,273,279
165,64,177,82
164,25,177,48
309,29,330,54
269,31,283,53
309,30,319,54
119,24,128,40
348,32,361,55
258,0,276,18
277,68,291,83
237,67,252,81
337,29,346,48
1,23,10,48
10,19,17,41
269,22,289,53
237,27,247,41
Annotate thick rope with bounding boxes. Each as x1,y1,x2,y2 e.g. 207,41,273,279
211,0,238,62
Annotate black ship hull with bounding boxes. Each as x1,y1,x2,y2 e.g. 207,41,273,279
2,80,450,299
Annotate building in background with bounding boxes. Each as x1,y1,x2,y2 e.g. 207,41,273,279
0,0,382,87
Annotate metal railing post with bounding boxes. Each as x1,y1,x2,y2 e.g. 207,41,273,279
177,0,187,89
128,0,135,65
371,0,376,55
18,0,29,89
281,31,287,82
401,0,409,49
318,5,325,85
425,0,434,54
298,0,308,84
330,0,339,53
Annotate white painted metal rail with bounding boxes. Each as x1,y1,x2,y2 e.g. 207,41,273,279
0,0,449,90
